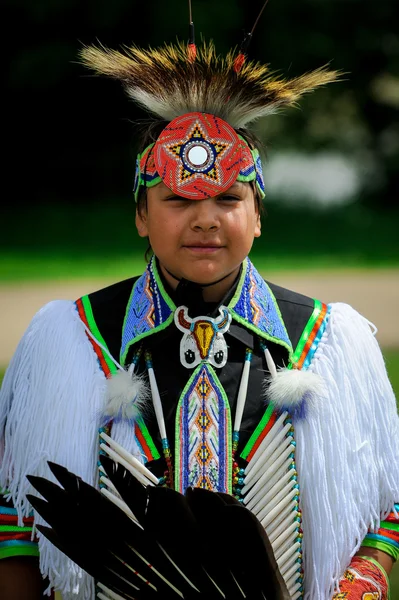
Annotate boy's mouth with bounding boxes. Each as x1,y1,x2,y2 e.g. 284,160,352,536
183,245,223,253
183,240,223,247
182,241,224,253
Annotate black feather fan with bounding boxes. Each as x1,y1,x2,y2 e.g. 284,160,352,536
27,457,290,600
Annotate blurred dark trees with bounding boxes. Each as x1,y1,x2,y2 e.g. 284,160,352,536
5,0,399,210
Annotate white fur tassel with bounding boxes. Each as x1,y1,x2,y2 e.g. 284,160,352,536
265,368,325,414
102,369,150,424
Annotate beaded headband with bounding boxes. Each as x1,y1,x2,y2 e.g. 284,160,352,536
133,112,265,202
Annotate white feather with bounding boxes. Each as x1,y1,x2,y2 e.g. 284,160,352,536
127,88,280,129
265,368,325,409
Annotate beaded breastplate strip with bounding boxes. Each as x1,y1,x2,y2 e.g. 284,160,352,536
174,306,233,494
175,364,232,494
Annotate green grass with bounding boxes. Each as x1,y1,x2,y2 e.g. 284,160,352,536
391,564,399,599
0,250,149,283
384,349,399,403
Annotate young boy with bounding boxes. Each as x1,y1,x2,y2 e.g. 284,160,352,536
1,38,398,600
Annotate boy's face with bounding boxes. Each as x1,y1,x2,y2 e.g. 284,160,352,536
136,181,261,287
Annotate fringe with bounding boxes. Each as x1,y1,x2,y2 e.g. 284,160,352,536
295,302,399,600
0,300,107,599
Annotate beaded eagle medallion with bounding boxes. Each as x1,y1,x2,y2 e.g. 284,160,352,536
174,305,231,368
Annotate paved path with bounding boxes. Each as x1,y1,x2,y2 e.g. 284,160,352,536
1,269,398,365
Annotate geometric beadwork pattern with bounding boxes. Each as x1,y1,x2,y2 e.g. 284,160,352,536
230,259,292,352
121,258,175,362
175,364,231,495
255,152,265,195
133,143,160,199
237,147,265,198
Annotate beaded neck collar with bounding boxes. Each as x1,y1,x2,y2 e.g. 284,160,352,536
120,256,292,365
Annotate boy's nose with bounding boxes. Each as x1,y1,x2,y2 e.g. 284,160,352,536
190,201,220,231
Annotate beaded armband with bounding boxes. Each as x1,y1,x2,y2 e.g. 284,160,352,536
0,490,39,559
332,556,389,600
361,503,399,562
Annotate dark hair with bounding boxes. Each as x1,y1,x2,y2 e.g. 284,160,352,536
134,119,266,261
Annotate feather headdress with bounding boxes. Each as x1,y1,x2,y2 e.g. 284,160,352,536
80,40,340,129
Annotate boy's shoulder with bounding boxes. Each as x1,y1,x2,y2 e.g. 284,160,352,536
80,276,140,360
85,276,139,308
266,280,322,351
267,280,316,309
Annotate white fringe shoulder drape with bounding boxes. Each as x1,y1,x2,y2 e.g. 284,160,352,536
0,301,104,599
295,302,399,599
0,300,398,599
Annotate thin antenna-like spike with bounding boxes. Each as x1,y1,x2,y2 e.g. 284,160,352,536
188,0,193,24
187,0,197,63
250,0,269,35
234,0,269,73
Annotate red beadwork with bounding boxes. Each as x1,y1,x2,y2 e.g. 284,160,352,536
153,112,254,200
333,557,389,599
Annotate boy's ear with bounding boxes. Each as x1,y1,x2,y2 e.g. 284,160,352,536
254,212,261,238
135,210,148,238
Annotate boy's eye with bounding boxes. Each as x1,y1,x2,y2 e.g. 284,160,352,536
164,196,188,202
162,194,241,202
218,195,240,202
